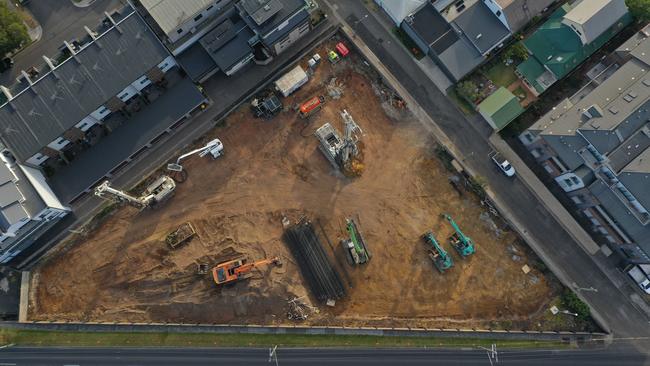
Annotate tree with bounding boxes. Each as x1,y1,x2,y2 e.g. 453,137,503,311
561,289,591,322
626,0,650,22
0,3,29,57
502,42,529,63
456,80,479,102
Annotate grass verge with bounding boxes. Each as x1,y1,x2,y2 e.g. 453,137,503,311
447,88,476,116
0,328,567,349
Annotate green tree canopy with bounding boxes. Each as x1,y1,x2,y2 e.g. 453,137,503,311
626,0,650,22
502,42,529,63
0,3,29,57
456,80,479,102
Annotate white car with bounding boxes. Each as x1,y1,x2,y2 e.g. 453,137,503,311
490,151,516,177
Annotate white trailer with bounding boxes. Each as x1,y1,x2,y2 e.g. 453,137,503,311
274,65,308,97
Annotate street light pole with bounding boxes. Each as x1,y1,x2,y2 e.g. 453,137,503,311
572,282,598,292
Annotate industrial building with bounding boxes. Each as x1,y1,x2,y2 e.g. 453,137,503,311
135,0,315,81
520,27,650,264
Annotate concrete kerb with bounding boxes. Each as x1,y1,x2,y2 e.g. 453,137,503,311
334,26,614,335
0,321,604,342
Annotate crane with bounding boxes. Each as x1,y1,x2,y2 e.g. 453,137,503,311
441,214,476,257
212,256,281,286
94,175,176,209
167,138,224,173
422,231,453,273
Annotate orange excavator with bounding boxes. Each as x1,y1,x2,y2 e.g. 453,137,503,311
212,256,281,286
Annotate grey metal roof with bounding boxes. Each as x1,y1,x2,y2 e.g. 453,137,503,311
437,38,483,81
139,0,214,35
238,0,283,26
608,129,650,173
200,20,254,71
589,180,650,252
563,0,628,44
49,77,206,203
0,10,170,162
453,1,510,55
543,134,588,170
405,3,455,49
241,0,304,37
0,160,46,232
176,42,219,81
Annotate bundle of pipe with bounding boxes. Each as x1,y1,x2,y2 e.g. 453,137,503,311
283,218,346,302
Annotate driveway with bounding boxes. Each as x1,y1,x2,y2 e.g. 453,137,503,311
0,0,123,86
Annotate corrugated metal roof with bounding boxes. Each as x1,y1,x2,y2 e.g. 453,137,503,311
0,9,170,162
140,0,214,35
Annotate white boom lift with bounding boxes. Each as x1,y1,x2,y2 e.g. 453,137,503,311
94,175,176,209
167,138,224,172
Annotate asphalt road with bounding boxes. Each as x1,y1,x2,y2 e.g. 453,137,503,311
0,347,648,366
322,0,650,340
0,0,122,85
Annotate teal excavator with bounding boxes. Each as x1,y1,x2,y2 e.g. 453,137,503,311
441,214,476,258
421,231,453,273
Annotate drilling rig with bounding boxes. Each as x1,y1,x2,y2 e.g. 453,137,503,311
94,175,176,209
314,109,364,176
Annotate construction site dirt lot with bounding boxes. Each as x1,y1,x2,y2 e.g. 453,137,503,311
29,40,561,330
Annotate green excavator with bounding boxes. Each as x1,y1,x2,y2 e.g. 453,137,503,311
421,231,453,273
441,214,476,258
341,218,371,265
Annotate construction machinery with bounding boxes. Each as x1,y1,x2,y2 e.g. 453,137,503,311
165,222,197,249
314,109,363,175
166,138,224,173
441,214,476,258
299,95,325,118
422,231,453,273
212,256,281,286
251,92,283,119
94,175,176,209
340,217,371,265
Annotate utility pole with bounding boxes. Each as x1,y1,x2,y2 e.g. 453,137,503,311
477,344,498,365
268,345,279,366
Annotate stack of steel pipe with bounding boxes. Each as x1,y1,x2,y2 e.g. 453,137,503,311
283,218,346,302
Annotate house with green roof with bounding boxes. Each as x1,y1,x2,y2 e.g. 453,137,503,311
477,87,524,130
516,0,632,96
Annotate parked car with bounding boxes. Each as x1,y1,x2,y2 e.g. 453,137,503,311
626,264,650,295
489,151,515,177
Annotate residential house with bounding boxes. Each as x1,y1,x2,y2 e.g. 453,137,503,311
478,87,524,130
483,0,556,33
401,1,510,82
373,0,426,25
516,0,631,96
519,30,650,263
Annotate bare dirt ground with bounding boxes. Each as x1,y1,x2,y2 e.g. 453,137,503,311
29,41,557,330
